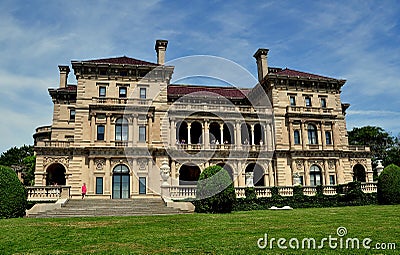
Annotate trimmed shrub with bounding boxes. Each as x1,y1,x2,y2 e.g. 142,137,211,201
0,165,27,218
293,185,304,196
193,165,236,213
377,164,400,205
244,187,257,200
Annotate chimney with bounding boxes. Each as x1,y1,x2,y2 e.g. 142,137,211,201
155,39,168,65
58,65,70,88
253,48,269,82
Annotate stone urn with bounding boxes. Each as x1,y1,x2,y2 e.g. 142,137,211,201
160,160,170,187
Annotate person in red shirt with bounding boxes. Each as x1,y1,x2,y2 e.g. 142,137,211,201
81,183,87,199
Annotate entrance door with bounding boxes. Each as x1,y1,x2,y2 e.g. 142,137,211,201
112,164,130,199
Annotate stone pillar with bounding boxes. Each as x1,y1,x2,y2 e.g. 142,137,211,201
235,121,242,150
132,114,138,145
301,121,307,150
89,158,95,194
324,160,330,186
268,161,274,187
170,118,176,146
289,121,294,149
321,121,326,150
90,114,96,143
187,123,191,144
147,113,153,144
263,124,268,147
317,123,322,147
220,123,224,144
250,124,255,145
304,159,310,186
332,122,338,150
104,158,111,195
106,113,111,144
129,117,134,146
266,123,272,150
204,120,210,149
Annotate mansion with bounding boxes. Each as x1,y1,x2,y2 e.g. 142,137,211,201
33,40,372,199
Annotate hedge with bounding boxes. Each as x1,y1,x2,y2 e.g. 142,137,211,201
377,164,400,205
0,165,27,218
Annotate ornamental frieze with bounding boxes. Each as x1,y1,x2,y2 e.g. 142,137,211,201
350,158,367,167
43,156,69,167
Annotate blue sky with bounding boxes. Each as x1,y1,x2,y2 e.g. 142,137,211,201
0,0,399,153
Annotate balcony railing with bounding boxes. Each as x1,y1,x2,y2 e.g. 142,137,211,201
36,140,70,148
92,97,152,105
26,186,71,201
35,125,52,133
167,183,377,200
174,144,268,151
348,145,370,152
170,103,271,114
286,106,334,115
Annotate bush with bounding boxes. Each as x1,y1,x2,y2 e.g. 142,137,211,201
0,165,27,218
244,187,257,200
193,165,236,213
377,164,400,205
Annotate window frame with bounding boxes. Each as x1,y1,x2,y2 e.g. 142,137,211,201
119,87,127,98
115,118,129,141
139,126,146,142
325,131,332,145
310,165,322,186
139,88,147,99
307,124,318,144
294,130,301,145
305,96,312,107
97,125,105,141
96,177,103,194
320,98,327,108
290,96,296,106
99,86,107,98
69,109,76,121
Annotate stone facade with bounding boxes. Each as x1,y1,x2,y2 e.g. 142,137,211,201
33,40,372,199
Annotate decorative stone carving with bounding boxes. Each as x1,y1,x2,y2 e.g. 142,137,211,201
350,158,367,167
295,160,303,171
137,158,148,170
111,159,129,168
95,159,105,170
328,160,335,170
160,160,170,187
245,172,254,187
43,157,69,167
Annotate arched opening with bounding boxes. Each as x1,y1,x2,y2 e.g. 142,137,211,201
209,122,220,144
254,123,263,145
115,118,129,141
310,165,322,186
245,163,265,186
241,123,251,145
46,163,66,185
190,121,203,144
353,164,366,182
223,123,234,144
112,164,130,199
177,121,188,144
217,163,234,180
307,124,318,144
179,164,201,185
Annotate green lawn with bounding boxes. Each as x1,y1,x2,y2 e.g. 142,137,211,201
1,205,399,254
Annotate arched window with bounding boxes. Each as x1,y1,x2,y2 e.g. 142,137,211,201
310,165,322,186
294,130,300,145
307,124,318,144
112,164,130,199
115,118,128,141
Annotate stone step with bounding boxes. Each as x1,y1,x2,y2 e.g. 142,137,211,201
29,198,192,218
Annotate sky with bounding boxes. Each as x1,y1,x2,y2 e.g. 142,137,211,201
0,0,399,153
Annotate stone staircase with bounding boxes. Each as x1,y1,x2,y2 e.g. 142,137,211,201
28,198,193,218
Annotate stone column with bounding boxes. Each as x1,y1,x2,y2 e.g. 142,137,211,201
301,121,307,150
106,113,112,144
132,114,138,145
90,114,96,143
187,122,191,144
289,121,294,149
332,122,338,150
170,118,176,146
317,123,322,147
266,123,272,150
268,161,274,187
250,124,255,145
89,158,94,194
204,120,210,149
147,113,153,144
235,121,242,150
263,124,268,147
304,159,310,186
220,123,224,144
324,160,330,185
104,158,111,195
129,117,134,146
321,121,326,150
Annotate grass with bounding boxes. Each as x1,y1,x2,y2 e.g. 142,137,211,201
1,205,399,254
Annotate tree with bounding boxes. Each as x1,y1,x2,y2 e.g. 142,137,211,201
348,126,394,165
0,145,35,186
193,165,236,213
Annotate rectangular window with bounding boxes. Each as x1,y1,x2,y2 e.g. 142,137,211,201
290,96,296,106
305,96,312,107
96,177,103,194
119,87,127,98
294,130,301,145
139,177,146,194
321,98,327,108
99,86,106,97
97,125,105,141
139,126,146,142
69,109,76,121
325,131,332,145
140,88,146,99
329,175,336,185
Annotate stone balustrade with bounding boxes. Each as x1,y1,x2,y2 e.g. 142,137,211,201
26,186,71,201
92,97,152,105
165,183,377,200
